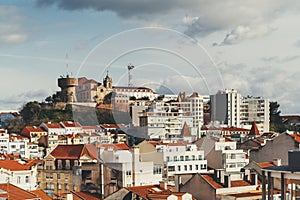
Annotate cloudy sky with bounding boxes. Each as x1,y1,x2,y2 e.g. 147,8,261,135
1,0,300,114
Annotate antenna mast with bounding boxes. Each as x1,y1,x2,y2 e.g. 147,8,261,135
66,53,69,76
128,64,134,87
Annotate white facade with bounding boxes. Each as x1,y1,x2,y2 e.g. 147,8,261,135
8,135,29,158
210,89,241,128
99,145,162,187
113,86,158,100
40,122,65,135
173,92,204,128
139,102,193,139
240,96,270,132
0,160,38,191
214,138,249,172
156,143,207,185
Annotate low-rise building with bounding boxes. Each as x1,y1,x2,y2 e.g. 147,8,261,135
38,144,99,196
0,159,42,191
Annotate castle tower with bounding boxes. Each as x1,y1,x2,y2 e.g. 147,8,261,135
58,75,78,103
103,72,113,91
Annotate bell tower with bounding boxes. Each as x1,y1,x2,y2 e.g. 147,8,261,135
103,70,113,90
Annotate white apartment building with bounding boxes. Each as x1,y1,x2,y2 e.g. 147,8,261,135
155,142,207,185
40,122,65,135
173,92,204,128
0,160,40,191
98,144,162,187
139,101,193,139
60,121,82,134
240,96,270,133
210,89,241,128
196,137,249,174
113,86,158,100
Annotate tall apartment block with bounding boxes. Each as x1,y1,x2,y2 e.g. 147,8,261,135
210,89,241,128
240,96,270,133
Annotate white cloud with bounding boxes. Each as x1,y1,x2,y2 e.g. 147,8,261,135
0,6,28,46
219,25,274,45
182,16,199,26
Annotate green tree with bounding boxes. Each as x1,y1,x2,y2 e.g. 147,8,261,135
20,101,41,125
269,101,285,133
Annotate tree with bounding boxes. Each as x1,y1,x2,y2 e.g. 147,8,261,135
20,101,41,125
45,96,53,104
269,101,285,133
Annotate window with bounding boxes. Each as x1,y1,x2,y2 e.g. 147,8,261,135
65,160,70,169
74,160,79,166
17,176,21,184
65,183,69,190
195,165,199,170
180,156,184,161
126,170,132,176
189,165,192,170
185,156,189,161
25,176,29,183
57,160,62,169
184,165,187,171
58,183,62,190
174,156,177,161
57,173,60,179
177,165,181,171
166,156,170,162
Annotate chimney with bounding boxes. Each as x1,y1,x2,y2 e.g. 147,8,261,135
243,169,250,182
159,181,167,190
273,158,281,166
251,173,258,185
219,170,225,184
213,170,219,182
224,174,231,188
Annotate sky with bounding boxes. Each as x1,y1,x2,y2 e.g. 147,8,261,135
0,0,300,114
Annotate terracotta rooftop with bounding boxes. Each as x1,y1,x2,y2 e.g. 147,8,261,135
50,144,98,160
30,189,52,200
21,126,46,138
126,184,169,199
201,174,252,189
60,121,81,128
100,123,125,129
43,122,63,129
0,183,38,200
181,122,192,137
98,143,130,150
249,121,260,136
147,192,195,200
72,191,101,200
0,160,41,171
257,162,276,168
290,133,300,143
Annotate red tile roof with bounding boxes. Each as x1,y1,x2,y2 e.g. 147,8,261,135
30,189,52,200
72,191,100,200
0,160,40,171
249,121,260,136
257,162,276,168
201,174,252,189
126,185,169,199
0,183,38,200
100,124,125,129
43,122,63,129
290,133,300,143
60,121,81,128
202,175,223,189
181,122,192,137
50,144,98,160
21,126,46,138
